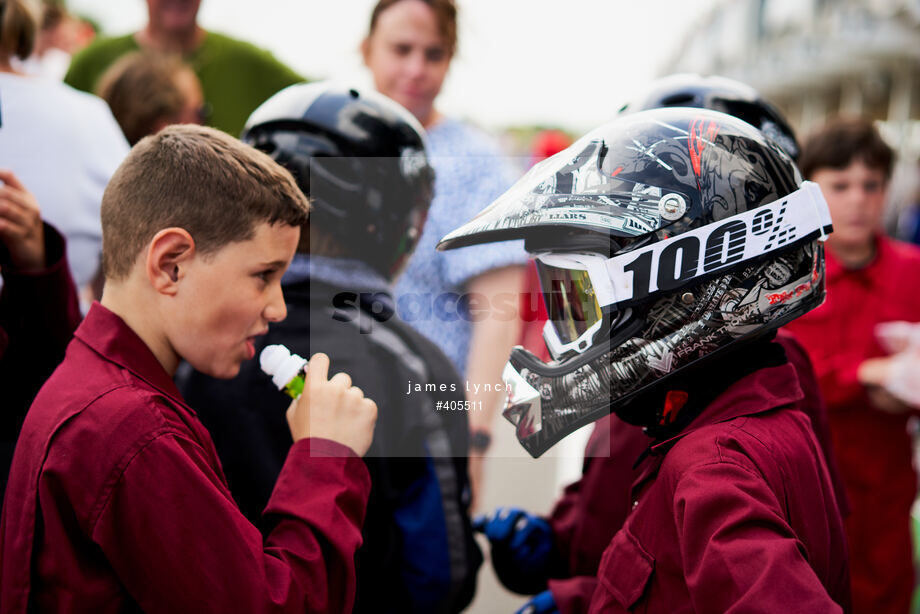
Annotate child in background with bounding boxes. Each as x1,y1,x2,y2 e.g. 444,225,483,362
785,117,920,614
97,51,205,145
64,0,303,136
0,125,377,613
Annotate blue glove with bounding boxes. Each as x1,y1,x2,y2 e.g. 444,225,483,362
515,590,559,614
473,507,556,594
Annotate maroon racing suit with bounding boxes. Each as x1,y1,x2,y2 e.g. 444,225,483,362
588,360,849,613
0,303,370,613
547,333,849,612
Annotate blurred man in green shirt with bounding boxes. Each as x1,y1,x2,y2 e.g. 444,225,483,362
65,0,304,136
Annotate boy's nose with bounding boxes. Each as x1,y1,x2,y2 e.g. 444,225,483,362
264,284,288,323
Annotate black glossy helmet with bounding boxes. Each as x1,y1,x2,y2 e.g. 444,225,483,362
439,108,832,457
242,82,435,279
621,73,800,160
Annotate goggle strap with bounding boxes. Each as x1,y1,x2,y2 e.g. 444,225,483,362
600,182,832,308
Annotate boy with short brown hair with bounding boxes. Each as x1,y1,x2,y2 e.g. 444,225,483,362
0,124,377,613
786,116,920,614
798,117,894,186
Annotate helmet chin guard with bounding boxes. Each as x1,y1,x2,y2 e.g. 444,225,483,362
501,241,824,458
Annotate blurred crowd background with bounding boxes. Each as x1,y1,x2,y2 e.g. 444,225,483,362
55,0,920,241
4,0,920,611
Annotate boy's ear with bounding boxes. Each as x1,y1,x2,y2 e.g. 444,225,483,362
146,228,196,295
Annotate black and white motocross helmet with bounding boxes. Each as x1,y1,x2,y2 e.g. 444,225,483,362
438,108,832,457
242,82,434,279
620,73,801,160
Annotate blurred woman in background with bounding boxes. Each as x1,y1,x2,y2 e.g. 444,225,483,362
363,0,527,509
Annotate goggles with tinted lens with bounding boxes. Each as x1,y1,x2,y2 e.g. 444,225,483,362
535,253,609,357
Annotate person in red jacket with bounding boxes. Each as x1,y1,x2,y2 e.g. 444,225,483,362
501,329,845,613
0,125,378,613
784,116,920,614
441,107,850,612
476,75,851,614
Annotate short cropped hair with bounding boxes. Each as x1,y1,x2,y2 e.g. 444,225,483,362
0,0,37,61
101,125,310,280
97,52,196,145
799,116,895,180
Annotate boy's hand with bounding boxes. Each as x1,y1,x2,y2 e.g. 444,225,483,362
286,353,377,456
0,170,45,272
875,321,920,354
859,354,920,412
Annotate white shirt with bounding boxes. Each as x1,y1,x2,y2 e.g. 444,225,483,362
13,48,73,82
0,73,129,291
